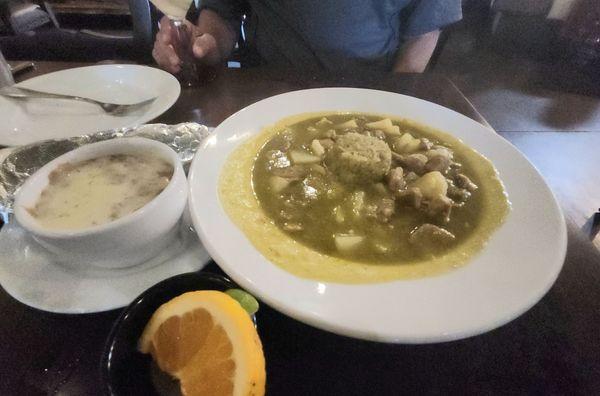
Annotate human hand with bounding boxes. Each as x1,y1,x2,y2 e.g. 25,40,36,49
152,16,222,74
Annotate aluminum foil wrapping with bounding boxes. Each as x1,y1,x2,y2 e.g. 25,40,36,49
0,123,211,222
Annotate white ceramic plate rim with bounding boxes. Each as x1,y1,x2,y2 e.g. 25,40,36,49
188,88,567,343
0,219,210,314
0,64,180,146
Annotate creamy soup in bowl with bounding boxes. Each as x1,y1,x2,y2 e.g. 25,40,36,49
28,153,173,230
14,138,187,269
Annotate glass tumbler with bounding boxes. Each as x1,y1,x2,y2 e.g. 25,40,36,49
0,50,14,88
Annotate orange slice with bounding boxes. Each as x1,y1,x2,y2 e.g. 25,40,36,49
139,290,266,396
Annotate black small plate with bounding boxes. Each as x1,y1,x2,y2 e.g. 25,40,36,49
101,270,238,396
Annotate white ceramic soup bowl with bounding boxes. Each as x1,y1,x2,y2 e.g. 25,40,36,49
14,137,187,269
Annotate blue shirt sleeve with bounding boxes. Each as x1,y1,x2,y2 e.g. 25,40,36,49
403,0,462,37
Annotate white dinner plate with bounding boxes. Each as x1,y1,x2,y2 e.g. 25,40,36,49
0,65,180,146
188,88,567,343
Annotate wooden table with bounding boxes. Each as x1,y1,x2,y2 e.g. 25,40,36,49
47,0,130,15
2,62,600,395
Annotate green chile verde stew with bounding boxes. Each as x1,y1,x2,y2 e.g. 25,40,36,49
252,114,499,264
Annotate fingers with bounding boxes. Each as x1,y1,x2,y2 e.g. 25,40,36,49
192,33,220,64
152,41,181,74
153,16,181,73
158,15,172,35
153,19,221,72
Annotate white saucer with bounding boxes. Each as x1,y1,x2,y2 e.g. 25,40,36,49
0,218,210,314
0,65,180,146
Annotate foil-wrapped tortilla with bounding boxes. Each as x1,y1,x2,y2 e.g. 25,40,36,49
0,123,211,222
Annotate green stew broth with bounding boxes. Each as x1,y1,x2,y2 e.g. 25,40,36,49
252,114,485,264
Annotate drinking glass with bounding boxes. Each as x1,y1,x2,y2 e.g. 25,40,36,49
169,18,200,87
0,49,14,88
151,0,199,86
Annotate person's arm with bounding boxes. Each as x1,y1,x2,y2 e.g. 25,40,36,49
392,0,461,74
153,8,239,73
393,29,440,73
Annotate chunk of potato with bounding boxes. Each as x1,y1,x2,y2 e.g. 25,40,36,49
310,139,325,157
392,133,412,151
404,138,422,153
392,133,421,153
289,150,321,164
269,176,291,193
334,119,358,129
316,117,333,127
365,118,401,136
425,147,453,160
410,171,448,199
334,234,364,252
